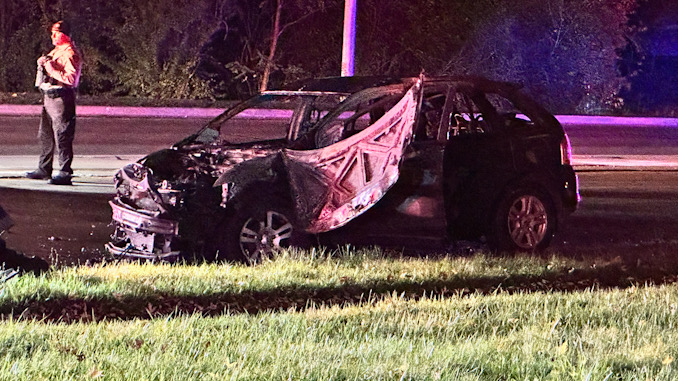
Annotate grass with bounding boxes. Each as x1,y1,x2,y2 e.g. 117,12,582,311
0,247,677,379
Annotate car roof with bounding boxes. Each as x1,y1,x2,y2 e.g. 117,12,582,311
278,76,408,93
278,75,524,94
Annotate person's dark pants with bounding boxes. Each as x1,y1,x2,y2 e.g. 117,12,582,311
37,89,76,177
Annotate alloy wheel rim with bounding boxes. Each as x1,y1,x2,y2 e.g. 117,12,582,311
507,195,548,250
239,211,293,263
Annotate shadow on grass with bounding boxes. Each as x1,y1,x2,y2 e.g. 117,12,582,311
3,252,678,324
0,244,49,277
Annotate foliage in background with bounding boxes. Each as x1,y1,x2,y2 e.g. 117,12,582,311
0,0,649,112
463,0,637,113
0,0,45,91
109,0,216,98
279,0,640,113
619,0,678,116
356,0,635,114
1,0,225,99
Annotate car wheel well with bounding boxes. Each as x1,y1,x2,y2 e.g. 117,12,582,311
227,182,294,212
205,187,309,264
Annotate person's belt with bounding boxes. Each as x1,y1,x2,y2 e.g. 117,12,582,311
41,87,75,98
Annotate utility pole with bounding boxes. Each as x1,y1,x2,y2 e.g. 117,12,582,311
341,0,356,76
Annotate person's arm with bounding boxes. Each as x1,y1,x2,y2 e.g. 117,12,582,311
44,48,81,87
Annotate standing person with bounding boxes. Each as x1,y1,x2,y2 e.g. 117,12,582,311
26,20,83,185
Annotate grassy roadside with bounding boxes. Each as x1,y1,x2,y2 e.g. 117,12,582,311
0,248,677,379
0,247,660,321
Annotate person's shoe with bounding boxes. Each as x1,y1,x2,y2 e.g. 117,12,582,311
49,174,72,186
25,170,50,180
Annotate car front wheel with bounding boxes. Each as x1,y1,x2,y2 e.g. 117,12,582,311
488,187,556,253
209,201,310,264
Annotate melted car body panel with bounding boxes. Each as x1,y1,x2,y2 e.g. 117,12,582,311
281,82,421,233
320,141,448,248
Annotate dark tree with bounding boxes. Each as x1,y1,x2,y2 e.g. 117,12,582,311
621,0,678,115
0,0,644,113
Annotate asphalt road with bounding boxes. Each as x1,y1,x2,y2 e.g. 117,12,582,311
0,115,208,155
565,122,678,156
550,170,678,258
4,115,678,156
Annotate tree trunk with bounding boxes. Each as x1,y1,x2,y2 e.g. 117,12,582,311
260,0,282,92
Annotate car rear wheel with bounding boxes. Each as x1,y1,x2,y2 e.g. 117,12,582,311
488,187,556,253
208,200,310,264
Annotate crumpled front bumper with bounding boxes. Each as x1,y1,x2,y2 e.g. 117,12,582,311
106,199,181,260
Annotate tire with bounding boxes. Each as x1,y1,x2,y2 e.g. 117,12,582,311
488,186,556,253
208,200,310,264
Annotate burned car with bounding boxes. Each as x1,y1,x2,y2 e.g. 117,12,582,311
107,75,578,262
